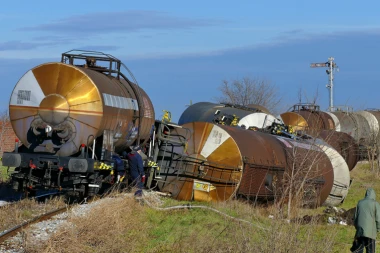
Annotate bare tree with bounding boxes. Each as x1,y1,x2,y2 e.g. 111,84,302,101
362,128,379,175
296,87,320,105
280,140,327,218
215,77,282,114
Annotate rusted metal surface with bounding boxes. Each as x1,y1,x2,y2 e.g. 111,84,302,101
281,110,335,133
280,112,308,131
9,62,154,156
312,140,350,206
158,122,333,205
246,104,271,114
331,112,358,141
363,110,380,142
296,111,325,132
224,126,288,199
178,102,220,124
276,136,334,206
225,126,333,205
313,130,359,171
157,122,244,202
324,112,341,131
318,111,336,130
283,108,358,170
357,111,379,139
352,113,371,145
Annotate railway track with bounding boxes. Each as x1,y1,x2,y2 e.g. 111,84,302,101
0,205,68,245
0,186,116,248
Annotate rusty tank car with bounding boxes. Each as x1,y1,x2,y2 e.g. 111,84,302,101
2,50,155,196
280,103,359,170
173,102,352,206
152,119,348,206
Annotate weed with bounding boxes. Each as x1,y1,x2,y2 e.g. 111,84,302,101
0,196,66,233
22,162,377,253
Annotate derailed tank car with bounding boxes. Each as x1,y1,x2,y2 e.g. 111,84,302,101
162,102,353,206
152,120,342,207
2,50,155,196
280,103,359,170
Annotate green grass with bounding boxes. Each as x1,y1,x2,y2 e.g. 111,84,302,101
294,162,380,252
141,162,377,253
0,165,10,181
24,162,380,253
145,208,226,248
342,162,380,209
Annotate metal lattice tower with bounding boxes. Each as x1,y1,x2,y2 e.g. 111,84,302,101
310,57,339,112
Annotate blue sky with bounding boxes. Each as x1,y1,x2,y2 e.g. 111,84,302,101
1,1,380,121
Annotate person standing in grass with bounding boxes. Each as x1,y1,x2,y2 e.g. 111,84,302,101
352,188,380,253
124,146,145,197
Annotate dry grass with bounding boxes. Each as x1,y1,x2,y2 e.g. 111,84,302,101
25,193,339,253
0,196,66,232
19,162,379,253
27,195,149,253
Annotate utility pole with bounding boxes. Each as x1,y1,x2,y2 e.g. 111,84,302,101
310,57,339,112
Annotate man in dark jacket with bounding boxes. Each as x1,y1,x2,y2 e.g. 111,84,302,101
112,154,125,183
353,188,380,252
125,146,145,197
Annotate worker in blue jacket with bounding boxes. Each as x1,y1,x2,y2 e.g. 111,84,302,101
124,146,145,197
112,154,125,183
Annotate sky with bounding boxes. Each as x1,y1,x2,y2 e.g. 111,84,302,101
1,1,380,121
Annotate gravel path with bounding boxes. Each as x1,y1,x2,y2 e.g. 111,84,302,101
0,193,135,253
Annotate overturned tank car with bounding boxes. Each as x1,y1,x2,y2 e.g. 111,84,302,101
149,103,350,206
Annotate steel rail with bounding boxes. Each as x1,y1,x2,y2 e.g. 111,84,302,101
0,183,118,245
0,205,68,244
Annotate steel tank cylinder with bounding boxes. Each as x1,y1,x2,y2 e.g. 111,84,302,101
360,111,380,156
9,62,155,157
331,112,360,142
352,113,371,144
356,111,379,139
280,110,336,132
314,130,359,171
178,102,281,129
281,111,358,171
324,112,341,131
312,139,350,206
295,111,324,130
279,112,308,132
158,122,334,205
358,110,380,146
